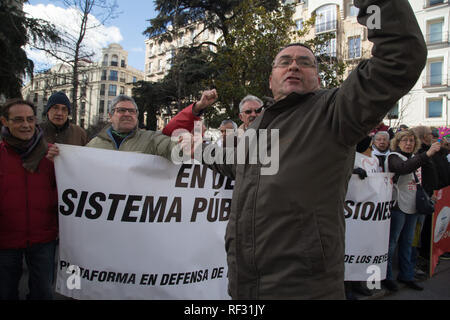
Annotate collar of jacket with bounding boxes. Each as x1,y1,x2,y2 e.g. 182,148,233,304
266,91,318,111
47,118,70,133
257,91,318,130
395,147,412,159
100,125,137,141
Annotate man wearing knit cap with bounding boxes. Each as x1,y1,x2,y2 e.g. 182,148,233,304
40,91,88,146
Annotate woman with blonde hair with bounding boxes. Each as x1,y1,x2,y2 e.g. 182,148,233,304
383,129,440,292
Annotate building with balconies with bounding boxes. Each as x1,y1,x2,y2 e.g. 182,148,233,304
22,44,144,128
387,0,450,128
143,0,450,129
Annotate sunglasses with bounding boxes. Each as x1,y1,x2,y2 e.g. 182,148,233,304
242,108,262,115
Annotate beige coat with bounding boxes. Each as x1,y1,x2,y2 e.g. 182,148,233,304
87,125,176,161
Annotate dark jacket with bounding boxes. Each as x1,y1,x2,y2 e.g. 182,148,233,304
418,143,450,192
41,120,88,146
418,143,450,196
387,149,437,213
210,0,427,299
0,141,58,249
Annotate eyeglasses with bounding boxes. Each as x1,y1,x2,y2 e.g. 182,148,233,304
9,116,36,124
114,107,137,115
242,108,262,115
273,56,316,69
399,138,415,144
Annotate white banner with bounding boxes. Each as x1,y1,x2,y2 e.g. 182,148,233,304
344,173,394,281
54,144,233,300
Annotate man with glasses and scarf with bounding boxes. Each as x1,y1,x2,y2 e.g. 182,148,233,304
86,95,176,158
0,99,58,300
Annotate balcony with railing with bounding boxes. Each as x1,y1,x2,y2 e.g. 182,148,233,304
426,31,449,47
423,74,449,91
315,20,337,34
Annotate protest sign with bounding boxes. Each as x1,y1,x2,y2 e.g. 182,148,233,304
54,145,233,299
344,173,394,282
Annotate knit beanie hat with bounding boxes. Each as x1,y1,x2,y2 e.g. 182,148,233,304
46,91,71,114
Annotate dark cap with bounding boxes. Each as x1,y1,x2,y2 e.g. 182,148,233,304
46,91,71,114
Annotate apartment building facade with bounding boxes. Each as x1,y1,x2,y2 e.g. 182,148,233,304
22,44,144,128
143,0,450,129
402,0,450,128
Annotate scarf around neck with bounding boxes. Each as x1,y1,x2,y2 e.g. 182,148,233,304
1,125,48,172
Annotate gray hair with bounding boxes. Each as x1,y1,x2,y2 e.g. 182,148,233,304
220,119,238,131
109,95,139,115
373,131,390,141
239,95,263,113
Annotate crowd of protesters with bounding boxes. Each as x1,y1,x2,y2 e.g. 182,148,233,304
343,123,450,299
2,0,450,301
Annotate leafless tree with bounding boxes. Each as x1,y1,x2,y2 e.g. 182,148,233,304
32,0,118,124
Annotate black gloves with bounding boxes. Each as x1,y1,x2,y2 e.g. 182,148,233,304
353,167,368,180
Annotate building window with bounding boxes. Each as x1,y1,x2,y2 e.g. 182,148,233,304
428,0,444,6
121,59,126,68
133,77,137,83
100,84,105,96
111,54,118,67
120,86,125,95
108,84,117,97
427,99,443,118
387,103,399,119
157,59,162,72
428,20,444,44
103,54,108,66
315,4,337,33
295,19,303,30
348,3,359,17
101,70,107,81
109,70,118,81
429,60,443,86
348,36,361,59
99,100,105,114
318,36,336,58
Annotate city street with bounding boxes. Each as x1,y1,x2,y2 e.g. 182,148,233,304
379,257,450,300
17,255,450,300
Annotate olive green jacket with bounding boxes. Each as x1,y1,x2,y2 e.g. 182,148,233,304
86,125,176,161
